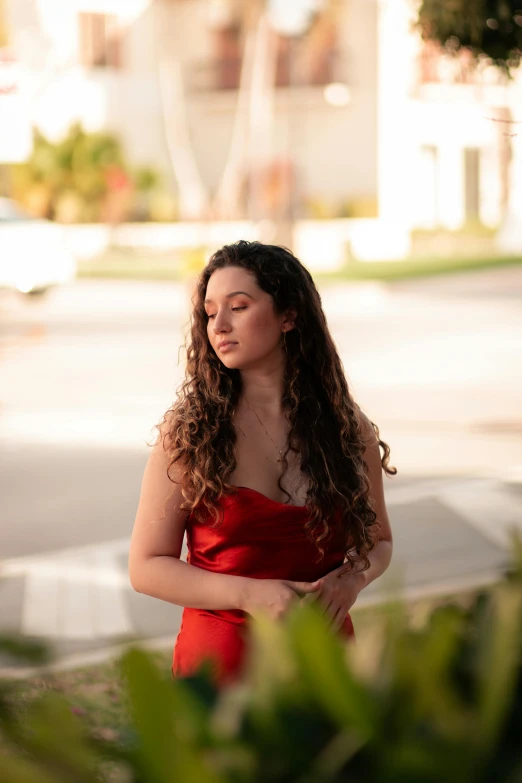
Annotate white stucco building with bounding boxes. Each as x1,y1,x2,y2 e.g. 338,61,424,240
2,0,521,259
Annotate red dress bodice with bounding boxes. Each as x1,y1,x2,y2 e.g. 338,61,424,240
172,486,355,686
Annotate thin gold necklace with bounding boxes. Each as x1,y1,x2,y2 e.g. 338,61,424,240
241,397,286,463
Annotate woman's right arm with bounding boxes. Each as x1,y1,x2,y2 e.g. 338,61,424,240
128,423,317,614
128,424,249,610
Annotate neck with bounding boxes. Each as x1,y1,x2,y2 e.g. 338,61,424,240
240,370,285,414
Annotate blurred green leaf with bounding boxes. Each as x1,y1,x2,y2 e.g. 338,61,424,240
2,557,522,782
0,753,59,783
475,584,522,757
287,602,377,739
120,647,224,783
8,692,99,782
0,634,52,666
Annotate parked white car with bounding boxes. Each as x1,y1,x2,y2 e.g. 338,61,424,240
0,198,77,295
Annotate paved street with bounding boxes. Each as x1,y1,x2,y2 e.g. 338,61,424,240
1,266,521,673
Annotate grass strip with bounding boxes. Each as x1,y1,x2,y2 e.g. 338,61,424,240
78,251,522,284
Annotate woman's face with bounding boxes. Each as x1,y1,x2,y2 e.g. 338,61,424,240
204,266,293,369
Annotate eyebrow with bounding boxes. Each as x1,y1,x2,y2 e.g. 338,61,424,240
204,291,254,304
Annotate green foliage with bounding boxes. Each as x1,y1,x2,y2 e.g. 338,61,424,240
2,568,522,782
133,167,161,194
418,0,522,73
304,195,379,220
0,634,52,667
9,124,166,224
0,0,9,48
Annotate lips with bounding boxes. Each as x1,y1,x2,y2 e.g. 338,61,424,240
218,341,238,350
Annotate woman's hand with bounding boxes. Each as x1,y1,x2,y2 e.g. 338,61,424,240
240,578,320,622
301,570,366,633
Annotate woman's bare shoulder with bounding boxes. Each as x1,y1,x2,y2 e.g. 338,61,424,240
355,407,379,446
129,413,189,570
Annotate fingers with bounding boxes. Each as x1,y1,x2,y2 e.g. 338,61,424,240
284,580,321,596
285,580,348,634
300,591,319,606
299,594,347,633
285,578,350,633
330,606,347,633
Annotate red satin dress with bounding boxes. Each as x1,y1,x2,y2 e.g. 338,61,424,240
172,485,355,687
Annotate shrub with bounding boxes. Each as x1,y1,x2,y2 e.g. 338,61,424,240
9,124,166,224
1,558,522,781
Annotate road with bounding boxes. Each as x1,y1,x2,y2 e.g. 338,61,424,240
1,266,521,672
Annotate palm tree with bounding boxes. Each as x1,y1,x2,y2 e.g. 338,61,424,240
212,0,343,245
154,0,211,220
153,0,279,225
154,0,343,238
212,0,278,221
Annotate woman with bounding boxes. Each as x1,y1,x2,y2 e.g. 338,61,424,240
129,240,396,687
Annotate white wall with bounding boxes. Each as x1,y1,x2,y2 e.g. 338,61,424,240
376,0,418,227
306,0,379,201
5,0,155,142
377,0,515,233
185,0,379,203
409,95,508,229
497,73,522,252
63,217,410,266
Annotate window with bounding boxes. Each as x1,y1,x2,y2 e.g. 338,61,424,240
78,13,122,69
193,12,338,91
417,145,439,228
275,15,337,87
212,22,242,89
464,148,481,220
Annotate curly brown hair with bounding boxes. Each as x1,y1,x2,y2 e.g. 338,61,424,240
154,240,396,574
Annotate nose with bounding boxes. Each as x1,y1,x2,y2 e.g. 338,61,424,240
211,310,231,335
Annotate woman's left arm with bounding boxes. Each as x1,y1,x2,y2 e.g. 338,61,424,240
303,413,394,632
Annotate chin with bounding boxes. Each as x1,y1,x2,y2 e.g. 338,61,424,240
216,352,239,366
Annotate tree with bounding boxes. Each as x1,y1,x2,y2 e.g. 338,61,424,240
417,0,522,73
211,0,343,246
154,0,342,243
154,0,211,221
11,124,140,223
418,0,522,252
212,0,277,223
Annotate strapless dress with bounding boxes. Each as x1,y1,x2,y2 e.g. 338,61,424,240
172,485,355,686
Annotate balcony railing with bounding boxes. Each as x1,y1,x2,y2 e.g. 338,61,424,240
416,42,507,86
186,49,344,93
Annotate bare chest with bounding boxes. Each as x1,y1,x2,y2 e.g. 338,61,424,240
229,412,310,507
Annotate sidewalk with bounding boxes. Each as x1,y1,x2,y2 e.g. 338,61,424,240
1,271,520,676
1,473,520,677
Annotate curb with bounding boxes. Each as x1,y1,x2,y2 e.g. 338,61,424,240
0,568,504,681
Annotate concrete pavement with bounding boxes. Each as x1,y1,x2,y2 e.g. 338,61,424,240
1,268,521,674
0,468,519,676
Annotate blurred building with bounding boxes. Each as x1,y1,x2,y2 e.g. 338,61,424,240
2,0,521,248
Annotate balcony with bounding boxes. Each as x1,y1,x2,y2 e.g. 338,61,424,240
186,48,344,93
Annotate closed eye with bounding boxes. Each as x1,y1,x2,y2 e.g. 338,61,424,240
207,307,246,320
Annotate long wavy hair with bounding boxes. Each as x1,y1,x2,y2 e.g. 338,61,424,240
154,240,396,574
